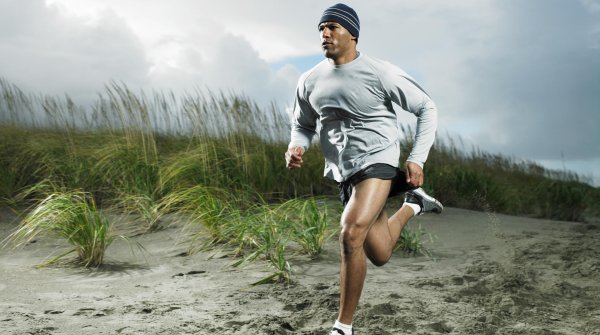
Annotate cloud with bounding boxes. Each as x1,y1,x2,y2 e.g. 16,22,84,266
580,0,600,13
456,0,600,161
0,0,148,103
352,0,600,163
147,28,300,106
0,0,301,108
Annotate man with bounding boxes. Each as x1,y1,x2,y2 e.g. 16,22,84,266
285,3,443,335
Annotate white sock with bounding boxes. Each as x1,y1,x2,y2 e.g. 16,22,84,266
403,202,421,216
332,320,352,335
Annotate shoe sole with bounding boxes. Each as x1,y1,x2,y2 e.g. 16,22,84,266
411,188,444,214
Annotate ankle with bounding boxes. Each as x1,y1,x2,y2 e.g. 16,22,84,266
402,202,420,217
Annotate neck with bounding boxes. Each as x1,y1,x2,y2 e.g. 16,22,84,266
329,49,358,66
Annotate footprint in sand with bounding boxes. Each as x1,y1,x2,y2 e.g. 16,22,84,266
73,308,96,316
72,308,114,317
171,270,206,278
429,320,453,333
367,302,397,316
283,300,311,312
412,279,445,289
44,310,64,315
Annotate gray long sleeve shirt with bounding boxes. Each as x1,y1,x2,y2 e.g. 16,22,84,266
289,52,438,182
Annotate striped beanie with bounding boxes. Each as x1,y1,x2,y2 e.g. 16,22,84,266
318,3,360,38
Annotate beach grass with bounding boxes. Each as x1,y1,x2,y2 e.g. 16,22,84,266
3,187,120,267
1,79,598,275
277,197,332,258
395,223,433,257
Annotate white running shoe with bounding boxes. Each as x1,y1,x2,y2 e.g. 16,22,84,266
331,327,353,335
404,187,443,215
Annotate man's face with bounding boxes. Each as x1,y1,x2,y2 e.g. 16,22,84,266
319,21,356,61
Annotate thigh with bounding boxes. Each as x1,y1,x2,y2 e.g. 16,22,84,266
341,178,392,230
339,164,400,207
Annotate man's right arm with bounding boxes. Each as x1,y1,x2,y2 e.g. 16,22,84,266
287,80,318,169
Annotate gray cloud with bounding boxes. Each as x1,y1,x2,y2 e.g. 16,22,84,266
347,0,599,167
145,30,300,107
0,0,148,103
0,0,300,108
458,0,600,161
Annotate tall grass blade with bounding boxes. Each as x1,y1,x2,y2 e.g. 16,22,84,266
4,190,119,267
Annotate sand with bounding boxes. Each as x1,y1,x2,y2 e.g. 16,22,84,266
1,204,599,335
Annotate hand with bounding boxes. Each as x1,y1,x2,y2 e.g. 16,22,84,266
285,146,305,170
405,161,424,188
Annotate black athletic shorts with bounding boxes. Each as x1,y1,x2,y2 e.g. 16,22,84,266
338,163,414,206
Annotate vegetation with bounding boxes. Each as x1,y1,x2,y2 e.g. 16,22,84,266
419,132,599,222
4,187,122,267
1,78,598,279
395,223,433,257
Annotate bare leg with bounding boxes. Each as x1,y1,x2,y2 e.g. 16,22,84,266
337,178,391,325
363,204,415,266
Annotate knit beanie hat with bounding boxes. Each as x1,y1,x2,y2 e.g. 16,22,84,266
318,3,360,38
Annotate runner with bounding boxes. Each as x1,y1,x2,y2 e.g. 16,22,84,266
285,3,443,334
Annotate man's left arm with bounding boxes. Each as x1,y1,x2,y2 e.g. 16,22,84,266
384,70,438,187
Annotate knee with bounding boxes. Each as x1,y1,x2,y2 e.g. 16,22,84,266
365,245,392,267
367,253,390,267
339,220,369,256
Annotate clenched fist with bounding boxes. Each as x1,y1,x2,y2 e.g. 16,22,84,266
285,146,305,170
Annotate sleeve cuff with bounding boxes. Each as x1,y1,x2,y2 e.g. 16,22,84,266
406,159,424,168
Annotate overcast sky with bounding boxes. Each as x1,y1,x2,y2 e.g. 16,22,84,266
1,0,599,186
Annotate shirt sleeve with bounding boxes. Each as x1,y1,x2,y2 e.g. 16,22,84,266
289,77,318,151
381,64,438,167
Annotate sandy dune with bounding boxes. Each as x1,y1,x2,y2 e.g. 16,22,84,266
1,205,599,334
